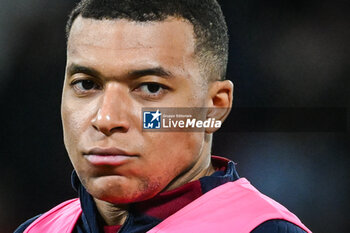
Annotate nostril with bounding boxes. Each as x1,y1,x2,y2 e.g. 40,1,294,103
110,126,129,134
91,113,130,135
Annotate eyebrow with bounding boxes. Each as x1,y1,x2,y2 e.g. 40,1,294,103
66,64,101,77
128,67,173,79
66,64,174,80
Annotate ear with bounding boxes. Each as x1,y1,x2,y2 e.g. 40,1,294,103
205,80,234,133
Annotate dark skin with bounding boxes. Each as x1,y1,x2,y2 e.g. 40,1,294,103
61,16,233,225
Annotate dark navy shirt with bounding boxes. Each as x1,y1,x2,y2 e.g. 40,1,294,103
14,156,307,233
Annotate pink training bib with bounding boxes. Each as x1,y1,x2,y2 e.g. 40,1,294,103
24,178,311,233
148,178,311,233
23,198,82,233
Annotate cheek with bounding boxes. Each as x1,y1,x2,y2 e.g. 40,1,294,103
62,109,81,150
143,132,204,174
61,98,95,157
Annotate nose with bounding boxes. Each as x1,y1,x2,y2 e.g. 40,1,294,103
91,84,130,135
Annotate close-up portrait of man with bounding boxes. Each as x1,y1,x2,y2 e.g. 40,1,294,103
0,0,348,233
13,0,312,232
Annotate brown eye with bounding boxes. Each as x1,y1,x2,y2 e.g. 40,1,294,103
71,79,101,93
139,83,165,95
134,82,169,100
146,83,161,93
80,80,95,90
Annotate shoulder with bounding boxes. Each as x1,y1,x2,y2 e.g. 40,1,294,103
252,219,308,233
209,180,311,232
14,215,41,233
13,199,81,233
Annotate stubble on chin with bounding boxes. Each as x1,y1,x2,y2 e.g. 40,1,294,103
83,175,164,204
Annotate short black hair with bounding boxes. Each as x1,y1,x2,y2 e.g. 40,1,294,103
66,0,228,80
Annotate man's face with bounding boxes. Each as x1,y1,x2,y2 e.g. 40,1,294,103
62,16,212,203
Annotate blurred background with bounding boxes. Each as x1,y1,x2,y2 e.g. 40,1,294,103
0,0,348,232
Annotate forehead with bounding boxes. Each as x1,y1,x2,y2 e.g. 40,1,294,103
67,16,199,76
68,16,196,51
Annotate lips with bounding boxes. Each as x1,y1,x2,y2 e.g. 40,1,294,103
83,147,137,165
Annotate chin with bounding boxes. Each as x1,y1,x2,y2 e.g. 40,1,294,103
93,189,159,204
86,175,162,204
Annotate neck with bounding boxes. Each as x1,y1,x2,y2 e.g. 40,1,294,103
162,134,215,191
94,198,129,226
162,155,215,192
